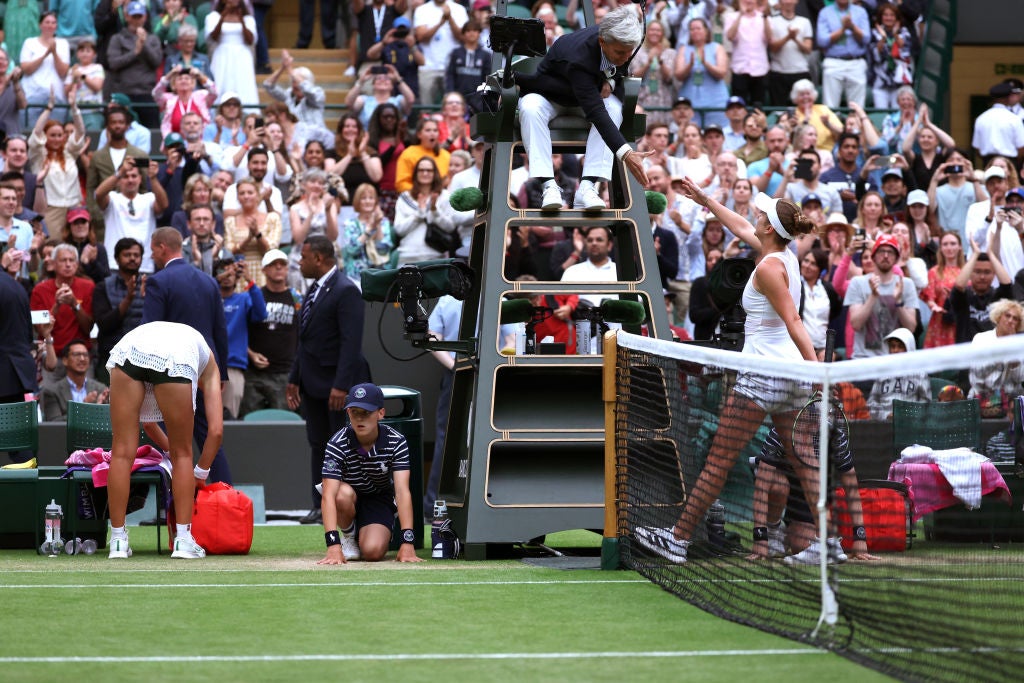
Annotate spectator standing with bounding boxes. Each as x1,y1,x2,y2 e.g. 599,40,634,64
40,339,109,421
92,236,146,383
444,20,491,114
325,115,382,213
815,0,870,109
340,183,395,279
106,2,163,130
965,166,1011,258
252,0,274,74
865,328,930,420
375,17,424,103
368,103,406,222
928,150,984,243
181,204,230,275
0,52,26,138
352,0,405,76
29,243,94,357
920,230,963,349
949,247,1013,345
748,125,790,197
63,206,110,284
224,177,282,287
295,0,339,49
205,92,247,148
869,2,915,109
6,0,41,72
968,300,1024,418
28,89,86,237
787,79,843,155
205,0,258,113
725,0,769,108
65,40,105,131
163,24,212,80
630,20,675,128
213,257,267,419
240,248,300,416
880,86,919,154
394,156,456,263
20,12,70,124
394,118,450,194
85,106,146,230
263,50,335,149
767,0,812,108
97,159,169,275
414,0,468,107
673,17,729,128
152,64,218,138
152,0,200,58
289,168,339,253
286,235,372,524
843,234,918,359
900,105,956,191
345,66,415,130
97,95,153,152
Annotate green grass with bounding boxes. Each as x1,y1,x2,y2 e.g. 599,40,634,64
0,527,892,683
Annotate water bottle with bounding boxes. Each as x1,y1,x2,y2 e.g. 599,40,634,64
431,500,449,559
706,499,726,548
43,499,63,557
64,538,97,555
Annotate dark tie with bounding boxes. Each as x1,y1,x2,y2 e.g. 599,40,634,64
301,281,319,330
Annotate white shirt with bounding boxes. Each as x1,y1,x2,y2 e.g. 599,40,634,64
768,14,813,74
439,164,481,244
103,192,158,273
801,279,832,349
413,0,469,71
561,258,617,308
222,180,284,215
972,104,1024,157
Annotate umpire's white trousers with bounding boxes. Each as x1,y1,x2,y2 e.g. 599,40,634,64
519,92,622,181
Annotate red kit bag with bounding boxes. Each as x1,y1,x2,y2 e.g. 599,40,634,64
191,482,254,554
833,480,912,552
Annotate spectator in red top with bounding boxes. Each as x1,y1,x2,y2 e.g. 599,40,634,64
29,243,95,358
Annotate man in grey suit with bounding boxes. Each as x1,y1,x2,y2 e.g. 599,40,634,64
287,235,371,524
40,339,109,421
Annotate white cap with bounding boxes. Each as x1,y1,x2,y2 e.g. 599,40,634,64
907,189,929,206
217,90,242,106
883,328,917,353
261,249,288,268
984,166,1007,181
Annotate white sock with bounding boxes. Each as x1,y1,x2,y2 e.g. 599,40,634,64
176,523,193,542
341,522,355,537
110,525,127,540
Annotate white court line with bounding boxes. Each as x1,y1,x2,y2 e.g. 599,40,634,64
0,579,646,589
0,649,826,664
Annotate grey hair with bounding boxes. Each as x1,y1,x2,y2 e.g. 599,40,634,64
303,168,327,184
177,24,198,40
896,85,916,102
53,243,79,262
292,66,314,86
790,78,817,104
598,5,643,48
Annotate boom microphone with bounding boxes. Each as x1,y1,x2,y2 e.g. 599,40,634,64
599,299,647,325
449,187,484,212
500,298,535,325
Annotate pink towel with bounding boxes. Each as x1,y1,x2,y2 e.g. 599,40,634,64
90,446,166,487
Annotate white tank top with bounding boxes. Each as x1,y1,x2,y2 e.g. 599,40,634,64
741,249,803,362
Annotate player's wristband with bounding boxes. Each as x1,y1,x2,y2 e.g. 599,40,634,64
325,531,341,547
853,525,867,542
752,526,768,542
193,464,210,480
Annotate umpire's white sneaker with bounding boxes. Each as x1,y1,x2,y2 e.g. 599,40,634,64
171,537,207,559
573,179,605,211
541,180,563,210
634,526,689,564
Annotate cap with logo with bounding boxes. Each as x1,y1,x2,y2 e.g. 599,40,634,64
344,383,385,411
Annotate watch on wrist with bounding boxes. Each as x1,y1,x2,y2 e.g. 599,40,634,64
401,528,415,544
853,525,867,542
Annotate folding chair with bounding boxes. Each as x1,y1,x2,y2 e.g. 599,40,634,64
65,402,168,554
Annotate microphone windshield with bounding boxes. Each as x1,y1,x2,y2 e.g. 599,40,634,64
599,299,647,325
646,190,667,215
450,187,484,212
500,298,534,325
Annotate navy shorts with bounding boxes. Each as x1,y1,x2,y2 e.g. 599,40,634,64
115,359,191,386
355,491,397,535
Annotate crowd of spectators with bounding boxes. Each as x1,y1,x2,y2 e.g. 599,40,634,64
0,0,1022,430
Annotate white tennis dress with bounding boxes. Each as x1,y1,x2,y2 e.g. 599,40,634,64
106,322,212,422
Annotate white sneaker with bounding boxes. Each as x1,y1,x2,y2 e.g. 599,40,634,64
767,523,787,558
341,533,361,561
343,65,356,78
634,526,689,564
171,537,207,559
573,180,605,211
783,536,847,566
540,180,563,210
108,537,132,559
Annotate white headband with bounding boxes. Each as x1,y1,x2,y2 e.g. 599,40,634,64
754,193,792,240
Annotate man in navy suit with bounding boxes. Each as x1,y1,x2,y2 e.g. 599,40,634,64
142,227,232,483
0,267,38,463
287,235,371,524
517,5,651,211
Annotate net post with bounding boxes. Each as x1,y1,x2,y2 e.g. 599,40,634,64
601,329,620,570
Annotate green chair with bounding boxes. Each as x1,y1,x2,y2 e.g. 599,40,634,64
0,401,41,550
242,408,304,422
891,398,981,455
65,402,166,554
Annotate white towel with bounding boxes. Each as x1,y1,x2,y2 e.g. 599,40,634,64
899,445,988,509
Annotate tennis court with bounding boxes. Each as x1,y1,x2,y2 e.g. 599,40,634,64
0,526,892,683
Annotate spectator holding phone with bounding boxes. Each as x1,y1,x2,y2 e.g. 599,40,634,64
776,147,842,217
153,64,218,138
96,157,169,275
163,25,213,81
927,149,985,243
345,65,415,130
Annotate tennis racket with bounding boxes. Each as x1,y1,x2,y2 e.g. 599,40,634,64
790,329,837,469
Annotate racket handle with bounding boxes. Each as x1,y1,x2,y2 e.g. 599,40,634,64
823,329,836,363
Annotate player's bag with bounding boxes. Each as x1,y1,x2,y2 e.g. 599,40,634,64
832,479,912,552
190,482,254,554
